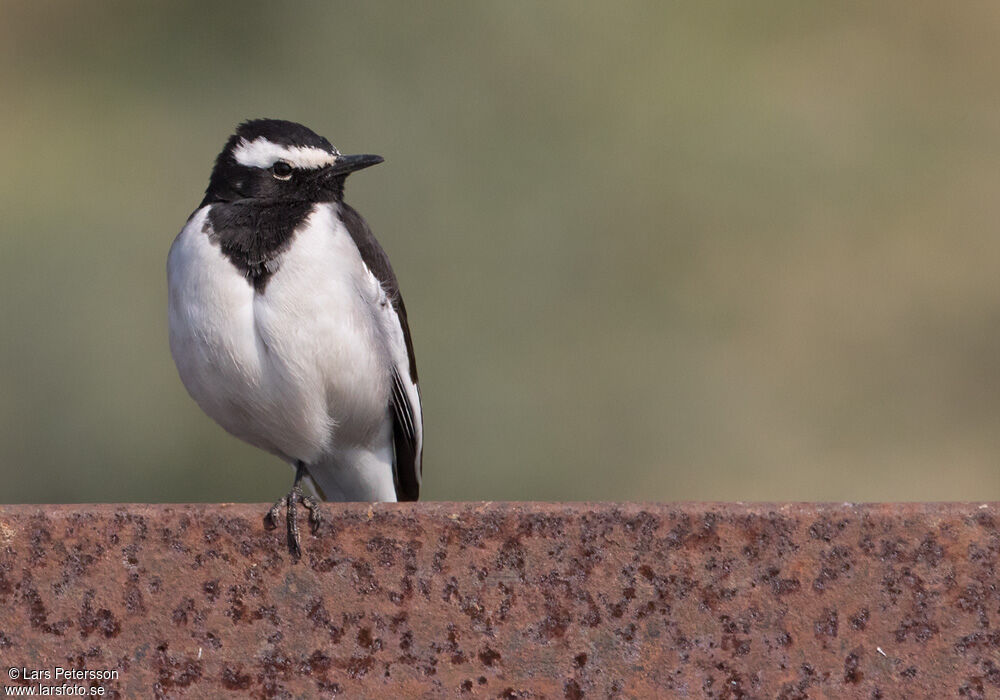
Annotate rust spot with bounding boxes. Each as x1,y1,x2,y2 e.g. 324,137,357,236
357,626,380,651
479,647,501,667
79,590,121,638
814,608,839,638
850,607,870,631
844,649,863,683
564,678,583,699
220,667,251,690
202,579,220,602
123,580,145,615
153,642,202,696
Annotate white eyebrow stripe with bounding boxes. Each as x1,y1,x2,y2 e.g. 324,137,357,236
231,136,339,169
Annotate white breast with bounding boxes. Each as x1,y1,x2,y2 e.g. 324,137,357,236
167,203,391,465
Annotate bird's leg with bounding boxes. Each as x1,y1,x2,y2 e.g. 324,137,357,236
263,461,322,560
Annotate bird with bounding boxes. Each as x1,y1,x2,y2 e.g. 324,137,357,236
167,119,422,558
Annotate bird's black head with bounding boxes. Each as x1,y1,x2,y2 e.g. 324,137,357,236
201,119,383,206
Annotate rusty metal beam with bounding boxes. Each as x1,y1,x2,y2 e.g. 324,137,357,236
0,503,996,697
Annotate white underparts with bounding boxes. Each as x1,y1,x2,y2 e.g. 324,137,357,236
232,137,339,169
167,204,405,501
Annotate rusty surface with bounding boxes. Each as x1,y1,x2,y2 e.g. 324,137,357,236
0,503,997,698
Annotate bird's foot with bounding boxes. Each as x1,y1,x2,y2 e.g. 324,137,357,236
264,484,321,560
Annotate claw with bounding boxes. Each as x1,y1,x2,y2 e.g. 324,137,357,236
264,462,321,560
302,495,322,534
263,496,286,530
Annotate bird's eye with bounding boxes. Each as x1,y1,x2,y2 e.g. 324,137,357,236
271,161,293,180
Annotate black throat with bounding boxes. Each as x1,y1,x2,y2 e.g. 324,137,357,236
204,200,316,292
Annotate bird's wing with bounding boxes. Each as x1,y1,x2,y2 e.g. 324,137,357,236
339,202,422,500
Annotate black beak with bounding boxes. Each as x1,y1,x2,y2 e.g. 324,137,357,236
327,153,384,176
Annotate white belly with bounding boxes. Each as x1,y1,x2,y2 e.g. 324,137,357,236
167,203,391,466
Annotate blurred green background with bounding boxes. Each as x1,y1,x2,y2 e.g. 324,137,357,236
1,2,998,503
